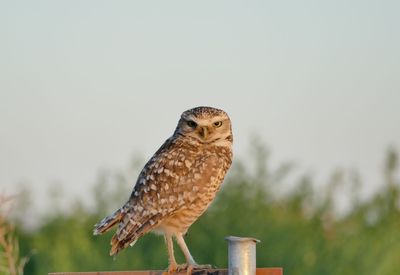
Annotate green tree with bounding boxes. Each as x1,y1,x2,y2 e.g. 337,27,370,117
13,143,400,275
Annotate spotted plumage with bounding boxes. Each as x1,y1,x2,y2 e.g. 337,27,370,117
93,106,233,274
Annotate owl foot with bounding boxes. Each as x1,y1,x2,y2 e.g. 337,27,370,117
164,262,178,275
163,263,212,275
178,263,212,275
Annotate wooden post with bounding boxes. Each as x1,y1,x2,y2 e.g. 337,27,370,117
49,268,283,275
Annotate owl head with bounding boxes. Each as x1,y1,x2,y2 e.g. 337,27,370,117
174,106,233,146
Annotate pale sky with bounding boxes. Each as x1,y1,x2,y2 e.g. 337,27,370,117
1,1,399,214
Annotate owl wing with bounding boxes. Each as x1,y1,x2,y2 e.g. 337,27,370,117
110,136,220,255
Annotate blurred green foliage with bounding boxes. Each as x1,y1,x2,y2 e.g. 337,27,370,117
10,143,400,275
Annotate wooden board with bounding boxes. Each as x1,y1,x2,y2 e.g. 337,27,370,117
49,267,283,275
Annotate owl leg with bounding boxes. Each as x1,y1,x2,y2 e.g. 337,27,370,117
164,233,178,274
175,233,211,274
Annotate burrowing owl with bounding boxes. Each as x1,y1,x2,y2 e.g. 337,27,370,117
94,106,233,273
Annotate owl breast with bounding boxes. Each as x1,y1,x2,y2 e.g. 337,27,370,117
151,138,233,235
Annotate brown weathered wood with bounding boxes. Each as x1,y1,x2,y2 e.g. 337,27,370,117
49,267,283,275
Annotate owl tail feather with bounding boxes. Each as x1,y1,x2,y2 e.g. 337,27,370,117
93,208,123,236
110,236,123,256
110,232,139,256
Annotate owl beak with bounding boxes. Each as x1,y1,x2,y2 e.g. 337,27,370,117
198,126,209,139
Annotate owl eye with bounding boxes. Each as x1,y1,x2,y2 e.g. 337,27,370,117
213,121,223,127
187,120,197,128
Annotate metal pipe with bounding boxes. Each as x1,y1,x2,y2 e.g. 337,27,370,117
225,236,260,275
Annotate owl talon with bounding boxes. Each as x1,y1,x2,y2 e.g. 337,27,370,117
166,262,178,274
175,263,188,272
177,263,212,274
